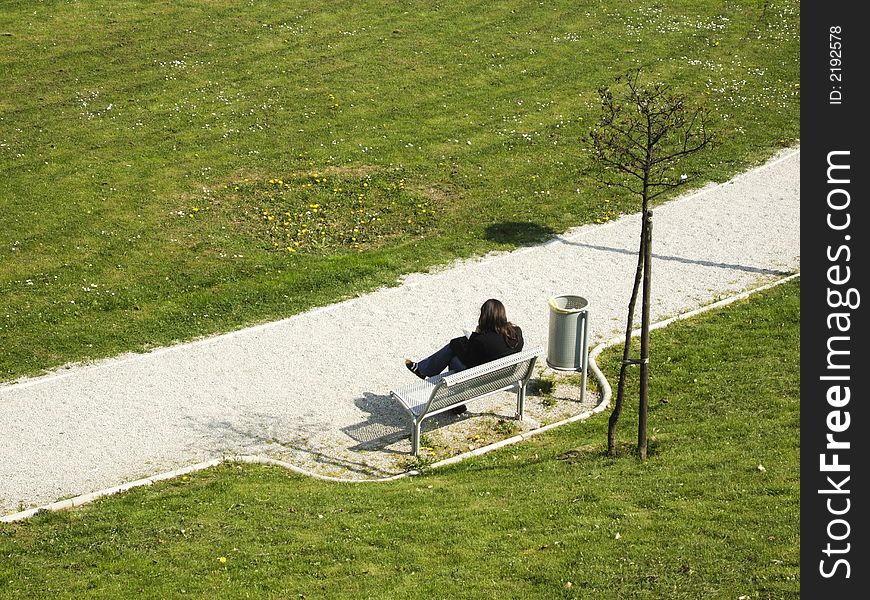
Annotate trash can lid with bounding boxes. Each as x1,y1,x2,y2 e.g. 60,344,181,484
548,294,588,313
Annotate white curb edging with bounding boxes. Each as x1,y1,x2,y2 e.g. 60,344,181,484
0,273,799,524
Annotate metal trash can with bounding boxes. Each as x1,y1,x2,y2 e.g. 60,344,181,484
546,294,590,402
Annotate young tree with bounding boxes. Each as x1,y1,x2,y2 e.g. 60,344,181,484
589,69,714,459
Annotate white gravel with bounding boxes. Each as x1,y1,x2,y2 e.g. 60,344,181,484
0,148,800,512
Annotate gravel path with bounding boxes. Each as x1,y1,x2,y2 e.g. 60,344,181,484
0,148,800,512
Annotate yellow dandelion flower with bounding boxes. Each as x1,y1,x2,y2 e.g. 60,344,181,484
218,556,227,564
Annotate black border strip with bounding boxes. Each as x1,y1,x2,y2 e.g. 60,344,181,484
801,2,868,595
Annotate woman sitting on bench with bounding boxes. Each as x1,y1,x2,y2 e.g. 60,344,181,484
405,298,525,397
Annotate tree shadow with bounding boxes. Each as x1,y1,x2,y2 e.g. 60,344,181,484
485,221,556,247
555,239,792,277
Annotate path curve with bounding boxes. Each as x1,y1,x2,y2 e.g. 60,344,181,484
0,148,800,513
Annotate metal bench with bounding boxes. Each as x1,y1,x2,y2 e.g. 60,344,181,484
390,347,542,455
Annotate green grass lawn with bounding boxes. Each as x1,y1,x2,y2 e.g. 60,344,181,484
0,0,799,382
0,279,800,599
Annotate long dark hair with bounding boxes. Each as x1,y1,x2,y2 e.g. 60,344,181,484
478,298,520,348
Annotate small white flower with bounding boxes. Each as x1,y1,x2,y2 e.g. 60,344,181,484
680,174,688,180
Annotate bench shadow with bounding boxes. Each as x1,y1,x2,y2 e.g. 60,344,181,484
341,391,520,454
340,393,410,453
181,387,537,474
341,392,472,454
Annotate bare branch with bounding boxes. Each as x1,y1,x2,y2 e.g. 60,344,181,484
588,68,715,459
588,68,714,207
596,154,644,180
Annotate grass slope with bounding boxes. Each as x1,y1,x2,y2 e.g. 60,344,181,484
0,0,799,381
0,279,800,599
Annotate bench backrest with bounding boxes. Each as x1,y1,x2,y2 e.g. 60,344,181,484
423,347,542,415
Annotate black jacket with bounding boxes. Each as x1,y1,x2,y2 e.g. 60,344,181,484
449,326,524,369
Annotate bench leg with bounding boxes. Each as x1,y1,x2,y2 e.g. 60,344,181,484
411,420,422,456
516,383,526,420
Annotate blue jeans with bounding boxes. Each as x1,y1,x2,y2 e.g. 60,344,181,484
416,343,467,378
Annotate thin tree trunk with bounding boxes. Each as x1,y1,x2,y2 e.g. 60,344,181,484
637,211,653,460
607,208,648,455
